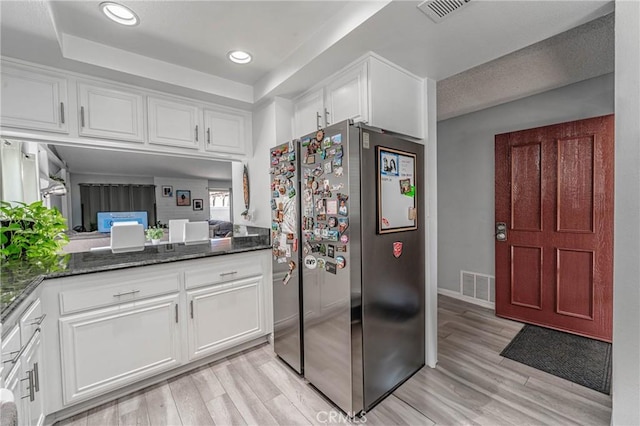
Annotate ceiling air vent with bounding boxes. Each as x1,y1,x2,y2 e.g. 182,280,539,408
417,0,472,23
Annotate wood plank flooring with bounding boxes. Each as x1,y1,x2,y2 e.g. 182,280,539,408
56,295,611,426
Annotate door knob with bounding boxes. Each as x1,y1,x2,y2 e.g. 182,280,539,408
496,222,507,241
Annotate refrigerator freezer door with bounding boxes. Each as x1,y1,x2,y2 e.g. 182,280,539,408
271,141,303,373
301,121,363,415
359,129,425,409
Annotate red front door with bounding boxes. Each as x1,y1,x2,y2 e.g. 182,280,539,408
495,115,614,342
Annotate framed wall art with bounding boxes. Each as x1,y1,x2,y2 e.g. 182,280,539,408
193,199,203,211
176,190,191,206
162,185,173,197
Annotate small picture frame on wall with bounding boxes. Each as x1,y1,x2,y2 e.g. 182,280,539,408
162,185,173,197
193,199,204,211
176,190,191,206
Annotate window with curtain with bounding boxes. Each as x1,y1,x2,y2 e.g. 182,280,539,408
79,184,156,231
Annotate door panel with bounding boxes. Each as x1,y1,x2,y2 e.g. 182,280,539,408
510,143,542,231
495,114,613,342
556,248,594,319
557,136,595,232
510,245,542,309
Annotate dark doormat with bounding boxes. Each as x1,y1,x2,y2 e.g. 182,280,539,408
500,324,612,394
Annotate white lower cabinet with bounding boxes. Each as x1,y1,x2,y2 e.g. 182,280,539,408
187,276,264,360
59,294,181,405
22,332,45,426
4,358,25,425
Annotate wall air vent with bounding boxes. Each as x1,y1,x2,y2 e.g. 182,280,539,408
417,0,472,23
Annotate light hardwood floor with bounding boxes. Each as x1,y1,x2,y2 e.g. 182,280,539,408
56,295,611,426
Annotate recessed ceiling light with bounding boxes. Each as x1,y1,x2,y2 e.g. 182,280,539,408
228,50,252,64
100,2,139,26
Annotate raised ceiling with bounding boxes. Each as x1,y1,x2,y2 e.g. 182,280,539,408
0,1,614,111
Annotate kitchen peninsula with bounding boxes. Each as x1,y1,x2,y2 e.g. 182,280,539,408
0,230,272,424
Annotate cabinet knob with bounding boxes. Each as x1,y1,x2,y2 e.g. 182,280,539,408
316,112,322,130
324,108,330,126
60,102,65,124
207,128,211,144
195,125,199,142
80,106,85,128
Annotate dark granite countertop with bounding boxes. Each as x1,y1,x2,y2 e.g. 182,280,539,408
1,232,271,324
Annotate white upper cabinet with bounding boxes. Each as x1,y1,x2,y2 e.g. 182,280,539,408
0,64,68,133
203,107,250,155
148,97,201,149
368,56,424,139
292,55,424,139
77,82,145,143
324,61,368,127
293,89,325,137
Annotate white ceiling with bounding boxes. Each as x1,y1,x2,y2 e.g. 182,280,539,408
0,1,615,112
51,144,232,181
48,1,350,86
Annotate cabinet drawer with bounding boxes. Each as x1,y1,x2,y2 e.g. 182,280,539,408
184,253,263,289
20,299,44,345
59,271,180,315
0,325,21,381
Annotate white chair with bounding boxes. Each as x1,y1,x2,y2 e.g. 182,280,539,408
184,221,209,245
110,222,145,253
168,219,189,243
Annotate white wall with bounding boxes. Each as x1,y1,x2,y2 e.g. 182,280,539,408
436,73,614,294
154,176,210,224
611,1,640,423
232,97,293,227
69,173,154,228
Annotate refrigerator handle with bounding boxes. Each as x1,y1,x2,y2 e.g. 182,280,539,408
324,108,330,126
316,112,322,130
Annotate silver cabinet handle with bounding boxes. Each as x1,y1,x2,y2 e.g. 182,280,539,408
207,128,211,144
80,106,85,127
324,108,330,126
219,271,237,277
190,300,194,319
60,102,65,124
316,112,322,130
195,125,198,142
29,314,46,326
113,290,140,298
175,304,178,323
33,362,39,392
21,371,34,402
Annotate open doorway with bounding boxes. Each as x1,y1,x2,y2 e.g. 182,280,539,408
209,188,232,222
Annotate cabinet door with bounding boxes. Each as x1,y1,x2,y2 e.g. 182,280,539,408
368,57,424,139
0,65,68,133
324,62,368,126
21,332,44,426
78,82,145,142
59,294,181,405
148,97,201,149
4,359,26,426
293,89,324,137
187,276,263,360
203,108,248,155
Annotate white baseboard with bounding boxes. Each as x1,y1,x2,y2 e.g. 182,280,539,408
438,288,495,310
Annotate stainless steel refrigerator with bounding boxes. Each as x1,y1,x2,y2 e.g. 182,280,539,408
271,120,425,415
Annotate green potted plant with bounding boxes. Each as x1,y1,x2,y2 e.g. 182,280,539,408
145,226,164,245
0,201,69,261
